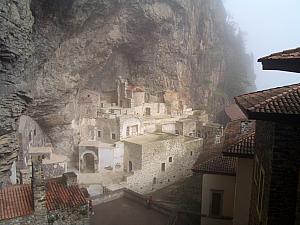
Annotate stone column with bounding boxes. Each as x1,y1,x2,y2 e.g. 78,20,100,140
31,155,47,224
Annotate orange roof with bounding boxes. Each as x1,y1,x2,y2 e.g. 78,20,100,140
192,153,237,176
0,180,87,221
258,48,300,61
235,83,300,121
258,47,300,73
127,85,144,92
0,184,33,220
223,132,255,158
224,104,246,121
46,180,87,211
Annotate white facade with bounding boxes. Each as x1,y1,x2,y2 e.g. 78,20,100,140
200,158,254,225
201,174,236,225
233,158,253,225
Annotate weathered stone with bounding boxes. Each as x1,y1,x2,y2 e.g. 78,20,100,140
0,0,255,181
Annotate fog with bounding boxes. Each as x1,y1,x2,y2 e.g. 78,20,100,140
224,0,300,90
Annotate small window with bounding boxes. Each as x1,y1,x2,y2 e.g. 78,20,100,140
101,103,104,108
153,177,157,185
210,190,223,217
169,157,173,162
28,132,32,141
33,129,36,136
190,151,193,156
98,130,102,138
175,130,179,135
161,163,166,172
112,133,116,140
126,127,130,137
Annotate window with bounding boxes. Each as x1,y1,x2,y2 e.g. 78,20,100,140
111,133,116,140
33,129,36,136
161,163,166,172
175,130,179,135
101,103,104,108
241,121,252,134
97,130,102,138
28,132,32,141
89,129,95,141
129,161,133,172
146,107,151,116
169,157,173,163
153,177,157,185
210,190,223,217
257,167,265,217
190,151,193,156
126,127,130,137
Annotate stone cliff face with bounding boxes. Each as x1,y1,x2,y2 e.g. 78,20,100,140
0,0,254,183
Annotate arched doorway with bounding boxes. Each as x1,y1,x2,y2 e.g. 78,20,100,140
129,161,133,172
82,153,95,173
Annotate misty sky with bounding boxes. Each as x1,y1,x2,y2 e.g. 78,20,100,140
224,0,300,90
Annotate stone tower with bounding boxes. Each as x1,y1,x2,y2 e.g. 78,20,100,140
31,155,47,224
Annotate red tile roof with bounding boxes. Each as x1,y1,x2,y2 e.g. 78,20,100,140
0,184,33,220
235,83,300,121
258,48,300,61
223,132,255,158
46,180,87,211
258,48,300,73
224,104,246,121
0,180,87,221
192,154,237,176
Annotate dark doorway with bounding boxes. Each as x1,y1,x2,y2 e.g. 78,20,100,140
146,107,151,116
82,153,95,173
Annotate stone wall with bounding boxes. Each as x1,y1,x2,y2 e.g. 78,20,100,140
0,215,35,225
119,116,143,139
125,136,202,194
249,120,274,225
80,118,120,144
43,163,66,179
17,116,49,170
132,92,145,107
48,205,89,225
249,121,300,225
123,142,142,172
176,119,196,136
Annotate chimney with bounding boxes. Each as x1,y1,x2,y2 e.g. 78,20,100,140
62,172,77,186
31,155,47,223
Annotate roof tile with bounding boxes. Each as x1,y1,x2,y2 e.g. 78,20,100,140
192,154,236,176
0,179,87,221
223,132,255,158
235,83,300,118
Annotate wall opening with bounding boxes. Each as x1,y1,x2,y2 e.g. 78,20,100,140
161,163,166,172
129,161,133,172
82,153,95,173
210,190,224,217
146,107,151,116
153,177,157,185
